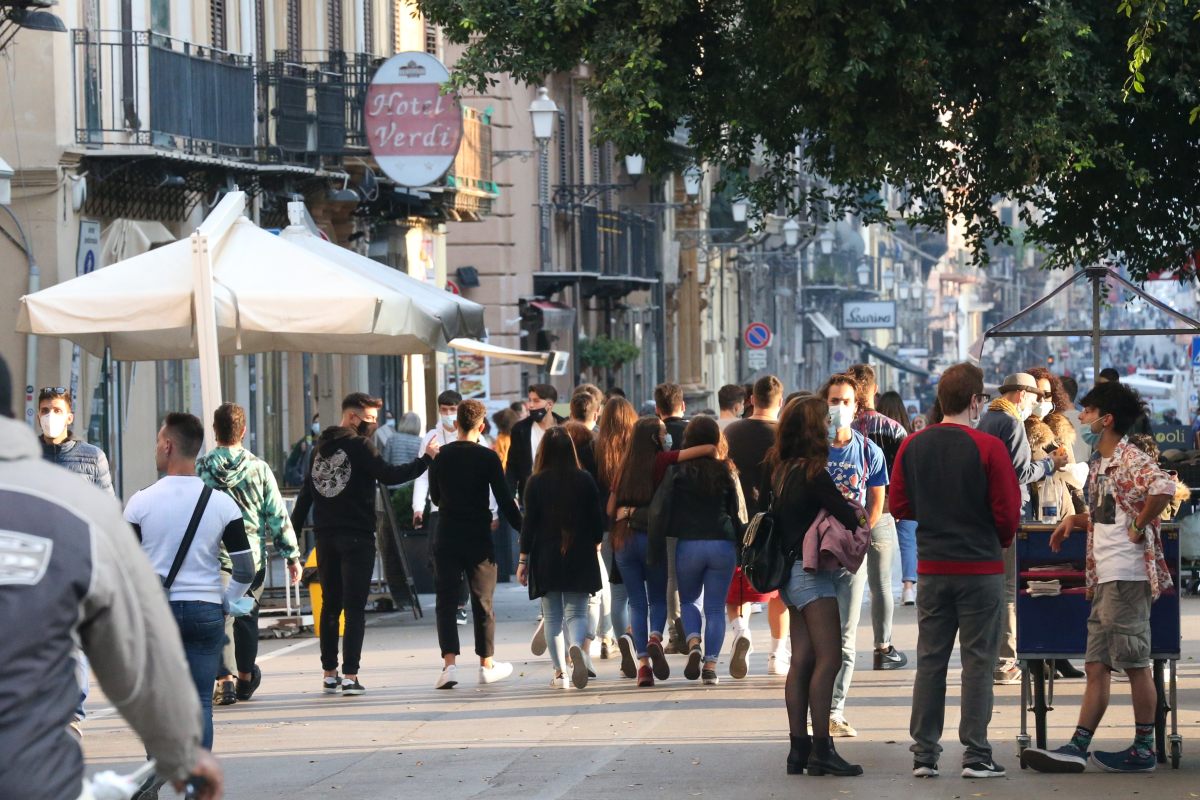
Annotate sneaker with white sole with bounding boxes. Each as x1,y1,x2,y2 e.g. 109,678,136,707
569,645,590,689
549,671,568,689
912,761,939,778
479,661,514,684
341,678,365,696
531,619,547,656
1090,746,1155,773
617,634,637,679
829,717,858,737
767,651,790,676
1021,743,1088,773
993,666,1021,685
684,646,703,681
729,633,752,679
322,675,342,694
456,607,469,626
435,665,458,690
901,584,916,606
961,760,1006,778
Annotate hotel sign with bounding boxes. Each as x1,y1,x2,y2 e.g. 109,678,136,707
842,301,897,330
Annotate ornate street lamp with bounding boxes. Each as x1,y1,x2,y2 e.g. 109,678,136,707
783,218,801,248
818,226,835,255
624,153,645,177
683,166,703,197
731,197,749,223
529,87,557,271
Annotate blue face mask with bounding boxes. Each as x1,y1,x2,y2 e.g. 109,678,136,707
1081,419,1103,447
826,420,839,442
829,404,855,432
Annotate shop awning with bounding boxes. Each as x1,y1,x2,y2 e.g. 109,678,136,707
529,299,577,331
448,338,569,375
858,341,929,376
806,311,840,340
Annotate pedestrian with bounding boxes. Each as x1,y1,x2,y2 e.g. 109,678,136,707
876,390,918,606
197,402,302,708
724,375,790,678
517,427,605,689
290,392,437,696
284,435,312,488
429,400,523,689
977,372,1069,685
376,410,426,601
890,362,1021,780
569,392,601,441
717,384,746,430
653,415,747,685
35,386,113,737
563,419,609,660
846,364,909,671
373,409,396,452
124,412,256,750
0,356,225,800
821,374,889,737
574,383,605,426
770,395,867,778
1022,380,1178,774
607,417,716,686
653,382,690,652
741,383,756,418
1059,374,1094,470
506,384,566,502
491,407,521,582
384,411,424,468
595,396,638,674
492,408,519,471
510,399,530,420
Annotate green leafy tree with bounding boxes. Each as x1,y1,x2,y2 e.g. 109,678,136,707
422,0,1200,281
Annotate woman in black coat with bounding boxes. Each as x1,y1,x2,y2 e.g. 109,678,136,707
517,428,605,689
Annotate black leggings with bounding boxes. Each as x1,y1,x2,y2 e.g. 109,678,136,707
315,533,376,675
219,568,265,678
434,546,498,659
785,597,843,738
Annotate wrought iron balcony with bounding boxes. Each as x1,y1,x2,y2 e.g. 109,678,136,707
576,206,659,280
73,29,254,159
260,50,376,164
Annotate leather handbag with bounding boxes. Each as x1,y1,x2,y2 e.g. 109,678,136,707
740,464,796,594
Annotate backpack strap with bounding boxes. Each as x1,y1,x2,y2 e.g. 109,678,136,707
163,486,213,591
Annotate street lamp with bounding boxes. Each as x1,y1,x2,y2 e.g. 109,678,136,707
529,87,557,271
882,267,895,294
624,153,645,177
818,226,835,255
856,260,872,287
783,218,801,248
683,166,702,197
731,197,749,223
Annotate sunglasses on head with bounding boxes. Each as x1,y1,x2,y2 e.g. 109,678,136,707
40,386,67,395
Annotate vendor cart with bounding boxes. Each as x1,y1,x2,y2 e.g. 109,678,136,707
1014,523,1182,768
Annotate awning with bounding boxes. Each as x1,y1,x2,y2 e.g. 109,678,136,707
529,299,577,331
448,338,569,375
858,341,929,377
806,312,840,340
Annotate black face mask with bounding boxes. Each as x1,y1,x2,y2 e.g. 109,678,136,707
529,407,548,423
356,420,372,437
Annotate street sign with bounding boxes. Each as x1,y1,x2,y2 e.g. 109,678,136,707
365,52,464,187
842,301,897,330
747,349,768,369
1192,336,1200,368
744,322,772,349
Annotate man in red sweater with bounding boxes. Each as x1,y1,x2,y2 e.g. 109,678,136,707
890,363,1021,780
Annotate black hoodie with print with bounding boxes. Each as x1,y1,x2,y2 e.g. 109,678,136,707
291,426,430,536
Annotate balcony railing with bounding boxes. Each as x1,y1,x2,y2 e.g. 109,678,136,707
74,30,254,158
261,50,376,162
575,207,659,279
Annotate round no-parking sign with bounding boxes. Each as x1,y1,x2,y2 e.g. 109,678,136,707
744,322,772,349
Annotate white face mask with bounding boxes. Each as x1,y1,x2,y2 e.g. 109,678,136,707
40,413,68,440
311,422,320,434
1033,400,1053,420
441,414,457,430
828,404,855,431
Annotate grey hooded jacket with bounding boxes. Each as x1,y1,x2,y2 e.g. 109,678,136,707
0,416,201,799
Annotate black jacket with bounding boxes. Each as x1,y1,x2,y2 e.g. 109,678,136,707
291,426,430,536
520,469,604,598
663,416,688,451
648,461,747,564
429,441,522,552
505,413,566,501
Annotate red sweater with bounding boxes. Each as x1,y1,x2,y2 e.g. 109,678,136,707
889,423,1020,575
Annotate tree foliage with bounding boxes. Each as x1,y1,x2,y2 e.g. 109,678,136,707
421,0,1200,281
576,335,641,370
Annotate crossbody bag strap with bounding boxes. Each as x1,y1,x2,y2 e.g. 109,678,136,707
164,486,213,591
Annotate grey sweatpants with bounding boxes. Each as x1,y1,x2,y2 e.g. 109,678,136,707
910,572,1004,767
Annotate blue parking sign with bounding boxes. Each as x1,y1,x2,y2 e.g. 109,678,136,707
1193,336,1200,368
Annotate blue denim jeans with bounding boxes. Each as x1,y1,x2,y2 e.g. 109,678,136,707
541,591,591,673
171,600,225,749
896,518,918,583
609,582,630,638
74,650,89,723
675,539,736,661
613,531,667,658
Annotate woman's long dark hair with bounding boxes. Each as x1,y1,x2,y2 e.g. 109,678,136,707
876,390,912,433
678,415,736,496
613,417,664,509
531,427,582,555
595,396,637,490
765,396,831,483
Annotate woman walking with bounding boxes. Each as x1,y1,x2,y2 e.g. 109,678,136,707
607,418,716,687
769,396,866,777
656,416,746,685
517,428,605,688
876,391,918,605
595,396,638,675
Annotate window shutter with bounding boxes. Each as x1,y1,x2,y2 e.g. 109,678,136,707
210,0,226,50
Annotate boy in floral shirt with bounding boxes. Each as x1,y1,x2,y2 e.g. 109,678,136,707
1022,382,1176,774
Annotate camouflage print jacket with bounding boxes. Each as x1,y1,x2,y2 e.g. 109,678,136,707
197,445,300,571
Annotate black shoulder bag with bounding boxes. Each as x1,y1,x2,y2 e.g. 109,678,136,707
162,486,213,592
740,463,796,594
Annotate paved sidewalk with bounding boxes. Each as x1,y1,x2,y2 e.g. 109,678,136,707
83,582,1200,798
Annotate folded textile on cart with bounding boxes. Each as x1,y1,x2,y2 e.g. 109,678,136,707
1026,563,1074,572
1026,579,1061,597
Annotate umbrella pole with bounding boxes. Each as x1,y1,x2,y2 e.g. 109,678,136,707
192,230,223,453
1091,267,1102,381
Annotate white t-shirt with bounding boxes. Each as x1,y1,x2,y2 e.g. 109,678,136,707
124,475,243,603
1091,458,1148,584
530,422,547,464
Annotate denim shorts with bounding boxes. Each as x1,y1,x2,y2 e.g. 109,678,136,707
781,562,838,611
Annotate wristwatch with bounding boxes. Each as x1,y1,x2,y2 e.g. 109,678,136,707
1128,521,1148,540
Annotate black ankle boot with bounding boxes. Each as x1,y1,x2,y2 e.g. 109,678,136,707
806,737,864,777
787,734,811,775
1054,659,1084,679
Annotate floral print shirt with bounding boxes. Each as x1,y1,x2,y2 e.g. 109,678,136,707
1084,441,1177,600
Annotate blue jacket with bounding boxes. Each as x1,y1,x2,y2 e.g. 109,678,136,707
41,435,114,495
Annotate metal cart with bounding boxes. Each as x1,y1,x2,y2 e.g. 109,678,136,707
1015,523,1182,768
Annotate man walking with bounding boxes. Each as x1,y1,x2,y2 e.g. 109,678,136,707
977,372,1069,684
291,392,438,696
653,382,691,651
890,362,1021,779
717,384,745,431
1022,381,1177,774
846,364,909,671
506,383,565,501
198,402,302,706
822,374,889,737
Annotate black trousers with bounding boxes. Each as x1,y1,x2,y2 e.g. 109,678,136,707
219,568,265,678
427,511,470,605
315,533,376,675
434,543,498,659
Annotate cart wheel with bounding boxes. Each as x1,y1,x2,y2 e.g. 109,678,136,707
1017,734,1031,768
1170,735,1182,770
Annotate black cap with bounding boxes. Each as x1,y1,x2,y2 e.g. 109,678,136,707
0,354,12,418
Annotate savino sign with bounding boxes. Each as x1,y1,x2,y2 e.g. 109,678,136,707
365,52,464,187
842,301,897,330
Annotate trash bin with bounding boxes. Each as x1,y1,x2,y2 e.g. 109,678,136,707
305,548,344,637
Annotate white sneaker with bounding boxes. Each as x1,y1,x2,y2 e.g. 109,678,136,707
589,638,602,658
902,584,917,606
569,645,590,689
750,602,764,614
767,651,791,676
531,619,547,656
435,665,458,690
479,661,514,684
729,632,752,679
550,671,568,689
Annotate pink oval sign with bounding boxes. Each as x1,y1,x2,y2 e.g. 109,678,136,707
365,52,464,187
